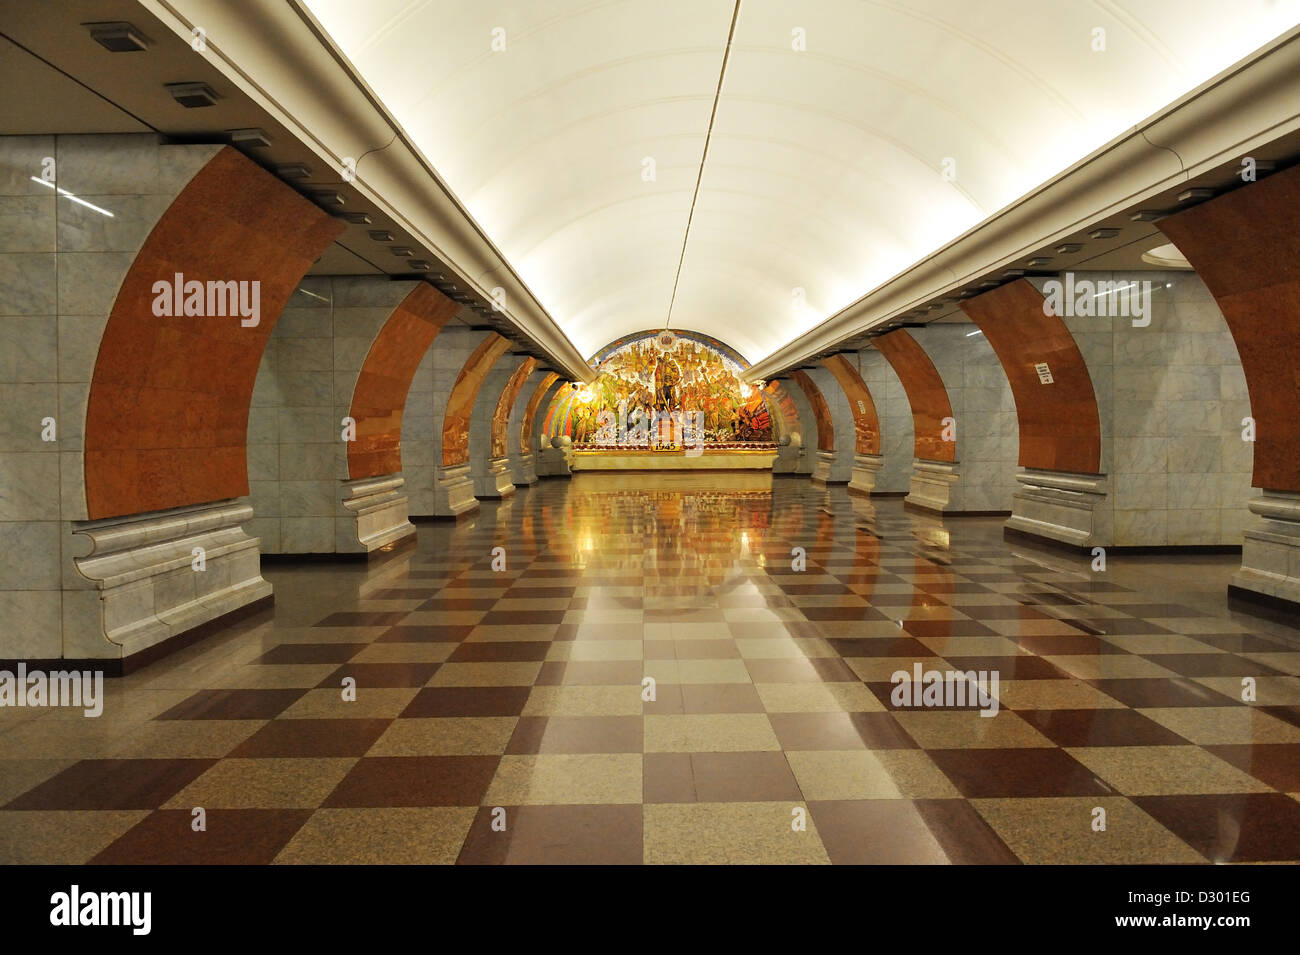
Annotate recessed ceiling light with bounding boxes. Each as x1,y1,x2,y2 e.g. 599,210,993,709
310,191,345,207
275,163,311,180
409,260,433,271
368,230,394,242
228,128,271,148
1177,188,1214,202
1088,228,1120,239
1129,210,1165,222
1026,256,1053,267
165,82,219,108
1001,269,1026,280
336,212,371,225
390,247,414,257
85,22,151,52
1054,243,1082,254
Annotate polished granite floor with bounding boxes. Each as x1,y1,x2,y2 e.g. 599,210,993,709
3,473,1299,865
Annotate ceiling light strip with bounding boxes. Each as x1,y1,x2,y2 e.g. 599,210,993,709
664,0,742,331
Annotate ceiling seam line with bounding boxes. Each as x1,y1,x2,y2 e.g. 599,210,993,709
664,0,742,331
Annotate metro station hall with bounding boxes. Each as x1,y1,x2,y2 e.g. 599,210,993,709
3,1,1300,871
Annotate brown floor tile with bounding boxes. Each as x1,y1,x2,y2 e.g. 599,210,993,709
927,748,1115,798
321,662,439,688
808,800,952,864
6,758,216,810
1018,709,1190,747
229,718,392,758
156,688,307,721
93,809,311,864
912,798,1021,864
1087,678,1241,708
256,643,367,665
323,756,500,807
449,641,552,662
644,751,801,803
1132,793,1300,862
1204,744,1300,791
769,711,918,750
376,625,474,643
401,686,531,718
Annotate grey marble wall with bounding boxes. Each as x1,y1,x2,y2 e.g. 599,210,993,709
909,324,1019,512
804,365,855,482
857,348,913,493
1037,270,1253,546
244,276,419,554
0,133,218,657
779,375,817,474
403,326,496,516
469,354,527,487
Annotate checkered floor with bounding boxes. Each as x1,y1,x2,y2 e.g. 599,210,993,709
3,474,1299,864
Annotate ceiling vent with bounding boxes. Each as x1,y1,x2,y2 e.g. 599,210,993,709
85,22,151,52
165,82,219,108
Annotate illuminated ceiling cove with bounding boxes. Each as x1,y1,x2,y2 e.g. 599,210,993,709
302,0,1300,364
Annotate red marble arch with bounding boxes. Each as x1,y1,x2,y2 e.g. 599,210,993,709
820,354,881,455
348,283,460,479
763,380,800,440
520,372,561,454
790,370,835,452
961,279,1101,475
443,333,513,467
84,147,343,519
872,330,956,463
492,358,538,458
1159,165,1300,492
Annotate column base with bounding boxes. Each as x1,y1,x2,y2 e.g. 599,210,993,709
64,500,271,661
1004,469,1111,548
435,463,480,516
848,453,883,495
1231,491,1300,610
537,447,573,477
512,452,538,486
338,475,415,554
476,456,517,499
810,450,835,484
904,460,961,513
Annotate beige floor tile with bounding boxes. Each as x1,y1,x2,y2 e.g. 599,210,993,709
1042,654,1178,681
893,710,1054,749
368,717,518,756
1137,706,1300,745
1067,746,1274,795
428,662,542,687
644,802,830,864
164,757,357,809
275,807,477,864
972,797,1205,864
993,679,1128,710
280,688,418,719
523,685,643,716
786,750,903,799
0,810,150,864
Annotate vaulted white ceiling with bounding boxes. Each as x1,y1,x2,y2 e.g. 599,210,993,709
302,0,1300,364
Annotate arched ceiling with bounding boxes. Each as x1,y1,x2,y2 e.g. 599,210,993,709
302,0,1300,364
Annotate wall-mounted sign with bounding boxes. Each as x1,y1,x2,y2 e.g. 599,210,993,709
857,399,867,413
1034,362,1054,384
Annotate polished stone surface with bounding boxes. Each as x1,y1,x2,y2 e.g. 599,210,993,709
2,475,1297,864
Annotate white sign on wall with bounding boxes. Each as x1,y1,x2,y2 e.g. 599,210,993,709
1034,362,1054,384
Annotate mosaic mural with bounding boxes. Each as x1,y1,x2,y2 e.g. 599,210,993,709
546,330,775,449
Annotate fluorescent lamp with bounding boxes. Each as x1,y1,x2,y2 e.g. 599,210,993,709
29,177,114,217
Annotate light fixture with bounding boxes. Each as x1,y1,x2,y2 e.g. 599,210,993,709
1177,188,1214,202
85,22,151,52
310,191,345,208
389,247,414,257
1026,256,1052,267
275,163,311,180
1088,228,1120,239
1054,243,1082,254
408,261,433,271
29,176,114,217
337,212,371,225
227,128,271,148
1129,210,1166,222
165,82,219,108
368,230,394,242
965,329,983,337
